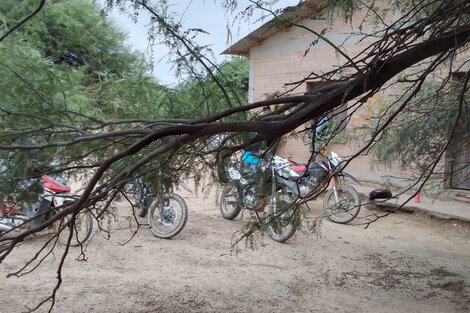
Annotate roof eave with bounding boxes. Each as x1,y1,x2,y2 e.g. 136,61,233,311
222,0,328,56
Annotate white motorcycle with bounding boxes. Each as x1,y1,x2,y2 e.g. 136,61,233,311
276,151,362,224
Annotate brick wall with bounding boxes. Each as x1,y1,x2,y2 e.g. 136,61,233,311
246,1,408,180
244,1,470,188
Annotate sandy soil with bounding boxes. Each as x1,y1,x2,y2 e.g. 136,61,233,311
1,187,469,313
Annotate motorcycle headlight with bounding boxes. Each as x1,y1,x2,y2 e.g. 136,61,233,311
329,151,342,167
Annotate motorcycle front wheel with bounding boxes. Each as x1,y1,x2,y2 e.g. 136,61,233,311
147,193,188,239
219,184,242,220
265,193,300,243
54,209,93,246
323,184,361,224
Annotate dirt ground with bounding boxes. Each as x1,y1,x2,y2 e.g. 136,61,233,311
1,187,470,313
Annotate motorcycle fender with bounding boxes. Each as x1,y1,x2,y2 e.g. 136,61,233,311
341,172,361,185
178,180,193,193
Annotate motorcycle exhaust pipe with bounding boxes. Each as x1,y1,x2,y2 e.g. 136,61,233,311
277,177,302,196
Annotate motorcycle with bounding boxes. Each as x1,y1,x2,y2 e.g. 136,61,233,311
125,179,192,239
0,174,93,245
218,152,301,243
279,151,362,224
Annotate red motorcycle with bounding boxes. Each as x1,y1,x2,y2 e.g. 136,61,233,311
0,174,93,245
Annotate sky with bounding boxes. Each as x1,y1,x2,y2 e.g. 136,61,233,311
104,0,300,85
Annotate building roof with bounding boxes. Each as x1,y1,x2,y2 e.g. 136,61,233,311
222,0,328,56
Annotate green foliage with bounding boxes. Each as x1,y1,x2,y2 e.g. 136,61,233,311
0,1,250,201
172,57,249,118
0,0,150,122
370,81,470,173
0,1,155,191
92,69,172,119
2,0,139,82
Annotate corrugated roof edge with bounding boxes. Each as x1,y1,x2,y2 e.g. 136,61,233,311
221,0,329,56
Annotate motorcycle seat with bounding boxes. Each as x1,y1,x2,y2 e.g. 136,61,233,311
42,175,71,193
288,160,307,173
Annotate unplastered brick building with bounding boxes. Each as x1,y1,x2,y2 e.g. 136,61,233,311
223,0,470,191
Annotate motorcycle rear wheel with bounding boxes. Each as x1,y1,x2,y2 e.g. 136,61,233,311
54,209,93,246
219,184,242,220
265,193,300,243
147,193,188,239
323,184,361,224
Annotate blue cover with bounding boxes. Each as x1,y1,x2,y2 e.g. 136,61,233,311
241,151,260,165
